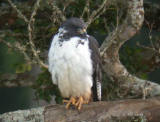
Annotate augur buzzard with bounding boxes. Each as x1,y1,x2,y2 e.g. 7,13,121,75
48,17,102,110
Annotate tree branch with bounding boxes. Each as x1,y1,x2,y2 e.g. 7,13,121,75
49,0,66,22
6,0,48,69
86,0,108,26
7,0,29,23
1,97,160,121
27,0,48,69
100,0,160,98
100,0,144,54
3,0,160,99
0,73,35,88
81,0,90,19
0,38,31,63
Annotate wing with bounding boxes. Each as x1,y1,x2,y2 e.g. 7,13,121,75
88,35,102,101
48,34,60,85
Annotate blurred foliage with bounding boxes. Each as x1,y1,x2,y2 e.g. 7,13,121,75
0,0,160,103
0,43,24,73
15,63,32,73
33,68,62,103
120,47,148,79
0,0,119,102
144,2,160,30
102,73,121,101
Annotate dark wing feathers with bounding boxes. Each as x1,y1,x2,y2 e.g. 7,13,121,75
88,36,102,101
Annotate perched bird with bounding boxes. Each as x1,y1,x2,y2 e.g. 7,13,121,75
48,17,102,110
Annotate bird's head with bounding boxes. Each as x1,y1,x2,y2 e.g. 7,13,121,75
60,17,87,35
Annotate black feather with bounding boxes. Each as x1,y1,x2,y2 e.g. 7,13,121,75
88,36,102,101
60,17,87,40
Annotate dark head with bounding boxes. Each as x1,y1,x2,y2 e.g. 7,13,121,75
60,17,87,36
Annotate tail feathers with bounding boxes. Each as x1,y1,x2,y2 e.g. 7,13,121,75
92,64,102,101
95,64,102,101
96,81,101,101
92,80,101,101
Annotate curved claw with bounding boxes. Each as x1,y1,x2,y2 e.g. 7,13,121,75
63,97,76,109
63,96,90,110
75,96,84,110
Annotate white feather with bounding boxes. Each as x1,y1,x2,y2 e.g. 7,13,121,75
48,28,93,98
97,82,101,100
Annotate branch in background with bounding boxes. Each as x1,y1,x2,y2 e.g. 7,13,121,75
7,0,29,23
1,0,160,119
81,0,90,19
100,0,160,98
0,38,31,63
27,0,48,69
86,0,108,27
137,20,160,55
3,0,160,98
0,63,41,88
0,73,34,87
1,97,160,121
100,0,144,53
6,0,48,69
137,43,160,55
0,0,67,88
62,0,74,13
48,0,66,22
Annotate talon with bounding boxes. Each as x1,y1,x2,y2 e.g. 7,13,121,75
84,99,89,104
63,99,69,103
63,97,76,109
75,96,84,110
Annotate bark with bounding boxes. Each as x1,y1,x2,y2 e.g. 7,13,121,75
100,0,160,98
0,73,34,87
1,97,160,122
0,65,41,87
0,107,44,122
1,0,160,99
1,0,160,121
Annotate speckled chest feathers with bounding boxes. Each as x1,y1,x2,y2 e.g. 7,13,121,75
48,28,93,98
48,18,102,102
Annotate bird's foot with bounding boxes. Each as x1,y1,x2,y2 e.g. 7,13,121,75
84,99,89,104
75,96,86,110
63,96,76,109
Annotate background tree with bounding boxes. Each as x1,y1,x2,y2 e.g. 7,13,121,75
0,0,160,121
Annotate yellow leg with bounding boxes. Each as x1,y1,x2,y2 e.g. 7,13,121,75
84,99,89,104
75,96,84,110
63,96,76,109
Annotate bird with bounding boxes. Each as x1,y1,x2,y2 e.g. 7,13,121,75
48,17,102,110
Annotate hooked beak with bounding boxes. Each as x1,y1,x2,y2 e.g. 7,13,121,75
79,28,87,34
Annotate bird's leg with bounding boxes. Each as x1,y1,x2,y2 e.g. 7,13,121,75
75,92,91,110
83,98,89,104
75,96,84,110
63,96,76,109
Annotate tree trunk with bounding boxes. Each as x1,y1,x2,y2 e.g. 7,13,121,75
1,97,160,122
100,0,160,98
2,0,160,121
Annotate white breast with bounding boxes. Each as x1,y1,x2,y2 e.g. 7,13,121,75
48,32,93,98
